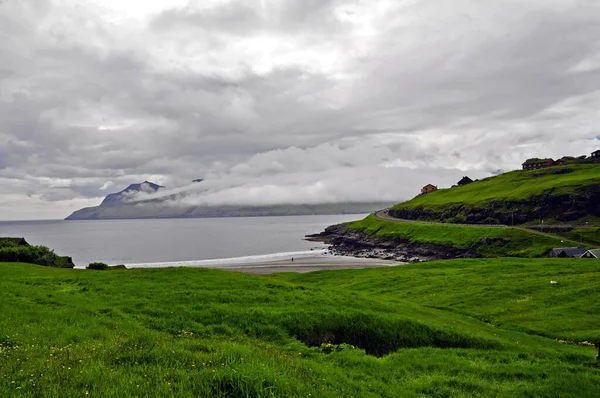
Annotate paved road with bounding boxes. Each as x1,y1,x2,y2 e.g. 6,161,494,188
373,209,593,246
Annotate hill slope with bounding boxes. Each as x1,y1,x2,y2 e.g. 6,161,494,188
1,260,599,396
100,181,164,206
391,164,600,224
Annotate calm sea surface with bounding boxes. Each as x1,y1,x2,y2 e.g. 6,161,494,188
0,215,367,268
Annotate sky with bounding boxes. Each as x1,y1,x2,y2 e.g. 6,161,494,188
1,0,599,220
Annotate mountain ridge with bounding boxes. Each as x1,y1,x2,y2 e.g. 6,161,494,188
66,181,393,220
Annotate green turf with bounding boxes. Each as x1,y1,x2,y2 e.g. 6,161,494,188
348,214,579,257
553,227,600,246
390,164,600,225
394,164,600,208
2,260,600,397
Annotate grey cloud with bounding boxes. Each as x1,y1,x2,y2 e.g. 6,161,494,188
0,0,599,219
151,0,341,37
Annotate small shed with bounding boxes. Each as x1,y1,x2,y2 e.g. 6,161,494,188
550,247,587,258
592,150,600,162
457,176,474,186
580,249,600,258
421,184,438,194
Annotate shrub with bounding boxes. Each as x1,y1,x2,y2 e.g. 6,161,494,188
87,262,109,270
0,245,57,266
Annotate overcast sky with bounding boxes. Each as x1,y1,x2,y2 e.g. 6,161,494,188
1,0,599,220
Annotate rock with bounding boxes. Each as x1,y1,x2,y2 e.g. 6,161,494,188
308,223,480,262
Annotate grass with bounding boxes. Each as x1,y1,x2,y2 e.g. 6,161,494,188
1,260,600,397
275,258,600,342
394,164,600,208
348,214,577,257
553,227,600,246
390,164,600,225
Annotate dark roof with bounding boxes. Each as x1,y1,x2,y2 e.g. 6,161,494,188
592,150,600,155
457,176,473,185
550,247,587,258
522,158,554,165
582,249,600,258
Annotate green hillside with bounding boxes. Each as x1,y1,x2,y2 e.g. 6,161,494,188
391,164,600,225
1,261,600,396
347,214,587,258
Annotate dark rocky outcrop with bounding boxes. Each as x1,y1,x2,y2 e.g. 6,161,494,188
306,224,481,263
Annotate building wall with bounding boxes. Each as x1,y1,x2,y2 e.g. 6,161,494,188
522,160,554,170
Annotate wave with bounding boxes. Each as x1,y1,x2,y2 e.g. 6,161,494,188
125,249,329,269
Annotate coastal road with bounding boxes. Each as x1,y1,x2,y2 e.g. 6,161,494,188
373,209,594,247
374,209,508,227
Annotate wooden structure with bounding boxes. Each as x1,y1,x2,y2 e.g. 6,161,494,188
457,176,473,186
580,249,600,258
421,184,438,194
522,158,555,170
592,150,600,163
550,247,587,258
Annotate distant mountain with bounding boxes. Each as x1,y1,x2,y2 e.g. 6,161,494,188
65,181,393,220
100,181,164,206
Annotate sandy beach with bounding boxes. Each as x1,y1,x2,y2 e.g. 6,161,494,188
210,255,401,274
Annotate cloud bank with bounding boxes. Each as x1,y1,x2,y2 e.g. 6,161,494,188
1,0,599,219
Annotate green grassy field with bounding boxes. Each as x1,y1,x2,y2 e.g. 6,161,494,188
348,215,579,257
390,164,600,225
394,164,600,208
2,260,600,397
553,227,600,246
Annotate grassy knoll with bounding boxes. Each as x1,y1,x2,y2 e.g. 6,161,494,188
1,261,600,397
348,215,575,257
276,258,600,342
391,163,600,224
553,227,600,247
396,164,600,207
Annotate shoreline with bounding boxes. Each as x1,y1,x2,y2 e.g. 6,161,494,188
215,256,401,274
125,254,400,274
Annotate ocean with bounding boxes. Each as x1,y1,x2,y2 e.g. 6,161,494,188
0,214,366,269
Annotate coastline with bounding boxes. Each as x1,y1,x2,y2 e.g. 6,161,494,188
125,252,400,274
214,256,400,274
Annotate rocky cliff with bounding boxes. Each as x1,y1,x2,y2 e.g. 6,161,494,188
306,223,481,263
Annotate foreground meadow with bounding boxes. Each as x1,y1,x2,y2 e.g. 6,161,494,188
1,259,600,397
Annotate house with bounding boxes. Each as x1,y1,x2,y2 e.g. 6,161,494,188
592,150,600,163
550,247,587,258
0,237,29,247
457,176,473,186
580,249,600,258
522,158,555,170
421,184,438,194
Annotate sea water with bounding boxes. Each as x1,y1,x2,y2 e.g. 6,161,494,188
0,214,366,268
